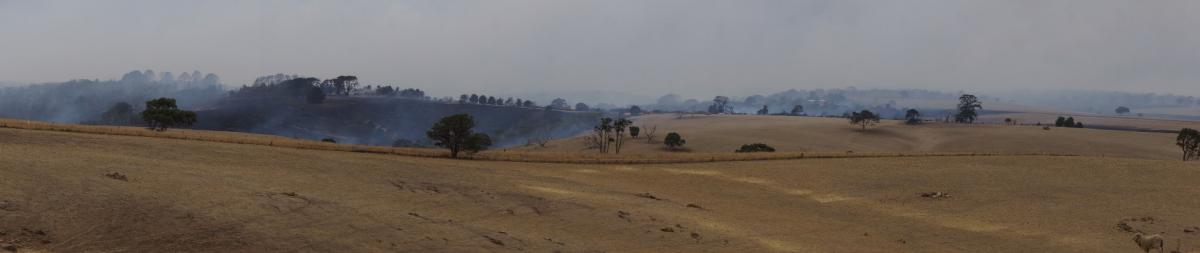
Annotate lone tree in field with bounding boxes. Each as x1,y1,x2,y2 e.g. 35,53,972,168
1177,128,1200,161
629,126,641,139
1115,106,1131,115
954,94,983,123
664,132,686,150
849,110,880,131
426,114,492,158
141,98,197,131
642,125,658,143
904,109,921,124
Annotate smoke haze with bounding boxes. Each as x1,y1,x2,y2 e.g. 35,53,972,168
1,0,1198,99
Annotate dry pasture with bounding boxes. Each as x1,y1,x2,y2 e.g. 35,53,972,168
2,127,1200,252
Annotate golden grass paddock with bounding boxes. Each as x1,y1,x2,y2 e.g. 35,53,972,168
1,126,1198,252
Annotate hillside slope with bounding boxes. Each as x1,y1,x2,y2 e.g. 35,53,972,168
534,114,1189,160
2,127,1199,252
195,97,599,147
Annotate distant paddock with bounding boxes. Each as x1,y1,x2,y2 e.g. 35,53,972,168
0,118,1075,164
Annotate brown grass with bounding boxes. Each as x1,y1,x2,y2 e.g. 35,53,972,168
531,114,1186,160
0,118,1073,164
3,127,1199,252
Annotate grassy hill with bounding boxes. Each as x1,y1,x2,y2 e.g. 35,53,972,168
1,127,1199,252
532,114,1187,160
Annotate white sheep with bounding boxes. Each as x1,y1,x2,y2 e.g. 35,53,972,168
1133,232,1164,253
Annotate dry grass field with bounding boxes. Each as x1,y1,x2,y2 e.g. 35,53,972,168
2,127,1199,252
0,118,1068,164
1130,107,1200,117
978,112,1200,132
532,114,1189,161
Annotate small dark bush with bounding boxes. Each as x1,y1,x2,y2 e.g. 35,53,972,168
321,138,337,143
735,143,776,153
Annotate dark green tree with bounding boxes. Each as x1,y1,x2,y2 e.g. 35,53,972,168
140,98,196,131
629,126,641,139
1055,116,1067,127
849,110,880,131
629,105,643,116
954,94,983,123
756,105,769,115
426,114,492,158
904,109,921,124
1177,128,1200,161
1064,117,1076,128
664,132,686,150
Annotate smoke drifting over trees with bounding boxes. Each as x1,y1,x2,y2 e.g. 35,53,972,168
0,70,224,123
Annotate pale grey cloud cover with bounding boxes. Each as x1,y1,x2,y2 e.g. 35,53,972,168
1,0,1197,97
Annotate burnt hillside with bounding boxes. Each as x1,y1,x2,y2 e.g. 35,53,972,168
195,97,600,147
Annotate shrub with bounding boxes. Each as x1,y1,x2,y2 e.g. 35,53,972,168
664,132,686,150
736,143,775,153
321,138,337,143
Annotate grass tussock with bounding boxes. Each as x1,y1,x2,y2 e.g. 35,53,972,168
0,118,1073,164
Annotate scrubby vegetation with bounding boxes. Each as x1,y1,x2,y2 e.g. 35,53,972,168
736,143,776,153
1054,116,1086,128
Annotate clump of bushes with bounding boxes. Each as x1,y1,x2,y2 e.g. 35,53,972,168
1054,116,1084,128
735,143,775,153
664,132,686,150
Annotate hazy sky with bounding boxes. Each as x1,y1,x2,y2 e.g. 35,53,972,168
1,0,1198,98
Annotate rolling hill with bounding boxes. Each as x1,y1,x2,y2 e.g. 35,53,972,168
531,114,1191,161
2,123,1200,252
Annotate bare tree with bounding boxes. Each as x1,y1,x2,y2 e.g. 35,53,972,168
642,124,658,143
581,135,602,150
526,133,551,148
